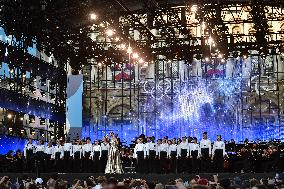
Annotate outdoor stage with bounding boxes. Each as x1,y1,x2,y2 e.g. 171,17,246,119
0,173,276,183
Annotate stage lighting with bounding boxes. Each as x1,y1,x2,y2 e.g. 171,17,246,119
191,5,198,12
138,58,144,63
106,29,114,36
98,62,102,67
133,52,139,59
127,46,133,54
120,44,126,49
20,117,24,121
7,114,12,119
205,57,210,62
90,13,97,20
115,37,120,42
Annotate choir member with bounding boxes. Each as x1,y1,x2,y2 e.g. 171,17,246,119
82,138,93,172
35,140,45,172
72,140,82,172
63,138,72,172
100,136,109,173
134,138,146,173
92,139,101,172
190,137,199,173
199,132,211,172
157,138,169,173
54,140,64,172
24,138,35,171
145,136,156,173
178,136,189,173
212,135,226,172
45,140,54,172
168,139,178,173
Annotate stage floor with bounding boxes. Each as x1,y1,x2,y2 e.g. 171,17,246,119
0,173,276,183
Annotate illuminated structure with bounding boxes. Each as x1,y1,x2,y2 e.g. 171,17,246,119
82,1,284,142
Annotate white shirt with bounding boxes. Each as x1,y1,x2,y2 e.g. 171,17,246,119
134,143,146,158
178,142,190,157
156,143,169,157
168,144,178,157
189,143,200,156
36,145,45,152
92,145,102,158
212,141,226,156
63,143,72,152
45,146,54,155
53,145,64,159
101,143,110,151
82,143,93,156
145,142,156,156
199,139,212,155
24,143,35,157
72,145,82,158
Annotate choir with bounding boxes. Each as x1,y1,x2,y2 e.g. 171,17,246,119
21,132,231,174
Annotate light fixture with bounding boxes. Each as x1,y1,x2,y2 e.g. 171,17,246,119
138,58,144,64
20,117,24,121
7,114,12,119
127,46,133,54
205,57,210,62
120,44,126,49
90,13,97,20
98,62,102,67
191,5,198,12
132,52,139,59
106,29,114,36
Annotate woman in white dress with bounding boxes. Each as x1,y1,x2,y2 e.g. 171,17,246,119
105,132,124,174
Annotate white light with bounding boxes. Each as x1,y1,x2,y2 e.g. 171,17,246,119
127,46,132,54
205,57,210,62
7,114,12,119
218,54,223,58
132,52,139,59
191,5,198,12
98,62,102,67
221,59,225,63
90,13,97,20
115,37,120,42
106,29,114,36
120,44,126,49
20,117,24,121
138,58,144,64
208,37,214,44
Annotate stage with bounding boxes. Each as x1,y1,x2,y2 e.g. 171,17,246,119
0,173,276,183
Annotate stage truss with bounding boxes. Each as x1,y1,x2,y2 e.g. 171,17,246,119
82,1,284,143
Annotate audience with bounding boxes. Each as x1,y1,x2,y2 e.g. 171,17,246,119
0,174,284,189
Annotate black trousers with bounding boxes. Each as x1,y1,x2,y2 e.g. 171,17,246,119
101,150,108,173
93,151,100,172
136,151,145,173
63,151,71,172
147,150,156,173
25,150,34,172
55,152,63,172
200,148,210,172
170,151,177,173
159,151,168,173
35,151,45,173
191,150,199,173
73,152,81,172
83,152,92,172
178,149,188,173
45,154,53,172
213,149,224,172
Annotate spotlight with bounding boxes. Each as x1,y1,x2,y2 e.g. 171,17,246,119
127,46,133,54
132,52,139,59
20,117,24,121
120,44,126,49
205,57,210,62
191,5,198,12
221,59,225,63
98,62,102,67
138,58,144,63
106,29,114,36
90,13,97,20
7,114,12,119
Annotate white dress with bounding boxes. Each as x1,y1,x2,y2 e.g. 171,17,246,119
105,138,124,174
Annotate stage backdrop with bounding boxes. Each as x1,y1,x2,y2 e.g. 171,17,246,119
66,74,83,139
